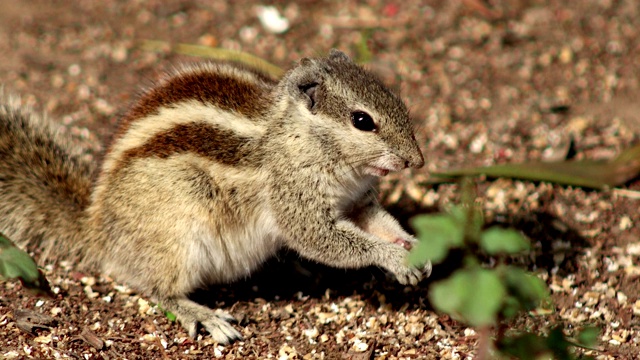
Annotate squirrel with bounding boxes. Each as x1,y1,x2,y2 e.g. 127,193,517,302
0,49,430,344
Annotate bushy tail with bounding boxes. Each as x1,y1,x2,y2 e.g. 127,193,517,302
0,93,96,262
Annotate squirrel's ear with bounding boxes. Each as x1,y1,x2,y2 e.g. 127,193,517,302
299,57,313,66
287,58,324,111
328,49,351,63
298,82,319,111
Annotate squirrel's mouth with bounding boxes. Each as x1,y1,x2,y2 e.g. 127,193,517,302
363,166,392,177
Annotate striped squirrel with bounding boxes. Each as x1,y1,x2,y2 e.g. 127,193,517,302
0,49,429,344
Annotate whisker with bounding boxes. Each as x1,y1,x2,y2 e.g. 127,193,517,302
331,152,388,183
296,151,386,171
284,151,389,191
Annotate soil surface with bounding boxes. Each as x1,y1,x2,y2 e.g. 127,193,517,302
1,1,639,359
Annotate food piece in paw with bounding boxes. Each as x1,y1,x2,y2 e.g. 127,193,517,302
393,238,413,250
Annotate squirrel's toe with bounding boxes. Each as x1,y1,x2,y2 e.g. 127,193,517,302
202,317,243,344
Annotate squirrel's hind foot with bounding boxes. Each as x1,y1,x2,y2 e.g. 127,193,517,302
162,296,242,345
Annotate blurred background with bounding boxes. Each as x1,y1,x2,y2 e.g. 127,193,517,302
1,1,639,358
1,0,638,163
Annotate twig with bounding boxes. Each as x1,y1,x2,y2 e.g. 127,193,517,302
139,40,284,78
461,0,503,20
613,188,640,200
146,320,171,360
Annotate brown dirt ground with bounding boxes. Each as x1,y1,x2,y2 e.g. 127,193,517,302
1,0,639,359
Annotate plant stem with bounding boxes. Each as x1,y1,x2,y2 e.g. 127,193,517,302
476,325,492,360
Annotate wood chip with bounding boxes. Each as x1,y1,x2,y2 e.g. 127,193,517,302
80,326,105,350
13,309,55,334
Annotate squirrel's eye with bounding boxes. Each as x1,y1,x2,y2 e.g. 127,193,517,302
351,111,377,132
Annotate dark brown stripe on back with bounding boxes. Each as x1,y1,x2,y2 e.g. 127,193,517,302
118,122,252,172
113,64,274,146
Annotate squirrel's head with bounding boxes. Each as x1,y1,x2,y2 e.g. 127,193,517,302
279,49,424,177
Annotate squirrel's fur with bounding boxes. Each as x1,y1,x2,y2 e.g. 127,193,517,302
0,50,428,343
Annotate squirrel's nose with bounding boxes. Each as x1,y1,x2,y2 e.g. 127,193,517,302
406,152,424,169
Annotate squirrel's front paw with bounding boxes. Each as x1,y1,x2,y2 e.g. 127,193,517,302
382,245,431,286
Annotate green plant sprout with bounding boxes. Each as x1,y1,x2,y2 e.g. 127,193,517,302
408,178,599,359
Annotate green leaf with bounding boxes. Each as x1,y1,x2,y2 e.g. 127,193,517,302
502,266,549,310
0,236,40,284
408,214,464,265
498,332,550,360
157,302,177,322
480,227,530,255
165,311,177,322
430,268,506,326
576,327,600,348
501,295,521,319
0,235,12,248
0,234,51,296
429,269,468,316
448,205,466,225
546,326,573,359
461,269,506,326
